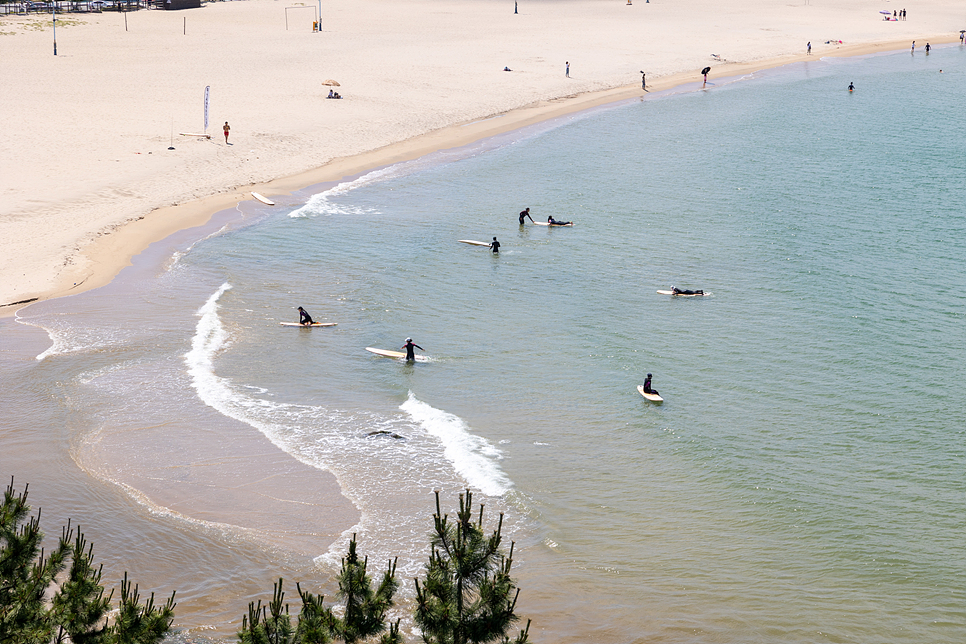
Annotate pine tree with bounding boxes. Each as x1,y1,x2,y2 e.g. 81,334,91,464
0,477,177,644
238,534,399,644
413,490,530,644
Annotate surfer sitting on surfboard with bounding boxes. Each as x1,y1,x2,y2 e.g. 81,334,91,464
298,306,314,326
402,338,424,361
671,286,704,296
548,216,572,226
642,374,659,396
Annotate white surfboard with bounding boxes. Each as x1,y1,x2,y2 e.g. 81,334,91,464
656,290,710,297
458,240,492,247
637,385,664,403
252,192,275,206
280,322,337,327
365,347,429,362
532,221,574,227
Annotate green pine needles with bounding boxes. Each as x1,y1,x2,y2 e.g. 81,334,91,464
238,534,401,644
413,490,530,644
0,478,176,644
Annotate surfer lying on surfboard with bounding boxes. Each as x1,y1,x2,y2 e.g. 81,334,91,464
671,286,704,296
548,215,572,226
402,338,424,361
298,306,314,326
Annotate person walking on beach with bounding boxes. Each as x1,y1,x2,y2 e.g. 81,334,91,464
519,207,534,224
701,66,711,85
807,42,811,55
640,71,647,90
565,61,570,77
297,306,314,326
490,236,501,253
911,41,915,53
223,121,231,143
401,338,424,362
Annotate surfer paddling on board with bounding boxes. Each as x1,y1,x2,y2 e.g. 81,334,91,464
671,286,704,295
519,207,534,225
548,216,572,226
297,306,314,326
401,338,424,362
642,374,659,396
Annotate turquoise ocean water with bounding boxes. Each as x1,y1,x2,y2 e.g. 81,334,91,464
4,46,965,643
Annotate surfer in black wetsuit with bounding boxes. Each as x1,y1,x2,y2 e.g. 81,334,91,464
491,237,501,253
848,82,855,91
402,338,424,361
548,216,572,226
298,306,314,325
642,373,659,395
519,207,534,224
671,286,704,295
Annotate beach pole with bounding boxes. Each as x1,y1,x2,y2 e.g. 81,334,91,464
318,0,321,31
124,11,128,32
52,4,57,55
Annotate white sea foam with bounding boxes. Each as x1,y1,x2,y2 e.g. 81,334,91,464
30,322,129,361
399,393,512,497
183,284,519,575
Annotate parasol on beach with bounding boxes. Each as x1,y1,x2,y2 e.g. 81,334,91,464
322,79,341,86
879,10,892,14
701,66,711,75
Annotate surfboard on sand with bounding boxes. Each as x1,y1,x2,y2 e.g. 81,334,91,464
252,192,275,206
365,347,429,362
458,240,492,247
637,385,664,403
657,290,710,297
532,221,574,227
280,322,337,327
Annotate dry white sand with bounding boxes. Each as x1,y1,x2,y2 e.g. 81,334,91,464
1,0,962,312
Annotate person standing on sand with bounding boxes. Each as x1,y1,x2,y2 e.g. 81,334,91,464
223,121,230,143
519,207,534,224
911,41,915,53
640,71,646,90
807,42,811,55
565,61,570,77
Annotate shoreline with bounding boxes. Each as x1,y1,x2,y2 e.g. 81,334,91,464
2,28,959,318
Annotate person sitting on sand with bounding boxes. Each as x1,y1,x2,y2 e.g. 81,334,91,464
334,92,342,99
327,89,334,98
642,373,659,395
298,306,314,325
548,215,572,226
504,66,512,71
671,286,704,295
402,338,424,361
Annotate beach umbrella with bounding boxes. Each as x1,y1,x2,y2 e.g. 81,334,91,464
701,66,711,75
879,10,891,14
322,79,341,86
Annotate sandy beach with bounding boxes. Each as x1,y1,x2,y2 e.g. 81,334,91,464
1,0,962,314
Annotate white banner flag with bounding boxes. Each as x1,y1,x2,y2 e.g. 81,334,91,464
204,85,210,132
